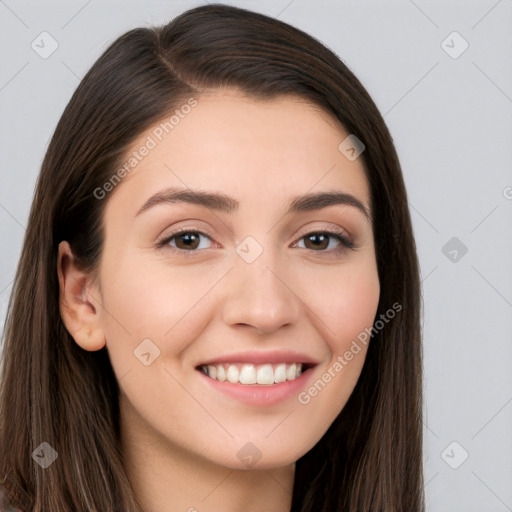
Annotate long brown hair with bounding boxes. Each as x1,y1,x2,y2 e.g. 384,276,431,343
0,4,424,511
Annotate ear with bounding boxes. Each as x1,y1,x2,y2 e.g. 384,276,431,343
57,241,106,351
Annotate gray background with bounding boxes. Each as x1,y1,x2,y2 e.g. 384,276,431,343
1,1,511,510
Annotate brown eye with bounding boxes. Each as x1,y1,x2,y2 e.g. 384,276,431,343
158,229,213,252
303,233,330,251
297,231,354,252
173,232,201,250
157,228,355,256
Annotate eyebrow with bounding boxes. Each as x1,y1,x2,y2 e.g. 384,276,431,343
135,187,372,222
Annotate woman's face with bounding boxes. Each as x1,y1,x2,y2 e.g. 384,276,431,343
91,90,379,469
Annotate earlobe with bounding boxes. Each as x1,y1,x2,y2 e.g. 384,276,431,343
57,241,106,351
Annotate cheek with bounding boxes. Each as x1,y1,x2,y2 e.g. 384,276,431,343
97,251,220,375
330,269,380,350
302,254,380,352
294,256,380,420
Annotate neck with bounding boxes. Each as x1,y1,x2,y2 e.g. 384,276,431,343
119,394,295,512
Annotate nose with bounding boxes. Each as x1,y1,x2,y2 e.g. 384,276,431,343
221,253,301,335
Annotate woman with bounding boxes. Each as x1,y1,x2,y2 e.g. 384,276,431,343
0,4,424,511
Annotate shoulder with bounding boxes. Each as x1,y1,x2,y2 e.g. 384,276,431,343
0,481,25,512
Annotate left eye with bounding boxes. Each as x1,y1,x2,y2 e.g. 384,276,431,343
157,229,354,253
295,231,354,251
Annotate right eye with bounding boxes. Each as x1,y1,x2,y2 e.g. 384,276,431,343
157,228,215,253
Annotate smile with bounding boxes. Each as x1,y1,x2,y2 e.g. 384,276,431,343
198,362,313,385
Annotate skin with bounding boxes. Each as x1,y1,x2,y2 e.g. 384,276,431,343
58,89,380,512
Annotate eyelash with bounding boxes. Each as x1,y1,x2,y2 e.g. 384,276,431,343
156,227,355,257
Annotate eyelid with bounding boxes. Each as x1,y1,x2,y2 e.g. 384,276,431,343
156,226,217,251
294,226,354,248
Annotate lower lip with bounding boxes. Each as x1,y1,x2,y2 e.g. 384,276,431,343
196,367,316,406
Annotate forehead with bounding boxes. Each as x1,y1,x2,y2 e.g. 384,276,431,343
105,90,371,214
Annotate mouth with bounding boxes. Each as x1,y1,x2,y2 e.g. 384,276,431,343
196,362,315,385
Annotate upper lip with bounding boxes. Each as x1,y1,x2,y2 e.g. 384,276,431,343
196,350,320,368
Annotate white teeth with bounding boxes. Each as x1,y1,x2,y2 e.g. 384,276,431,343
216,364,226,382
226,365,239,383
286,363,297,381
239,364,257,384
200,362,305,385
207,365,217,379
256,364,274,385
274,363,287,383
